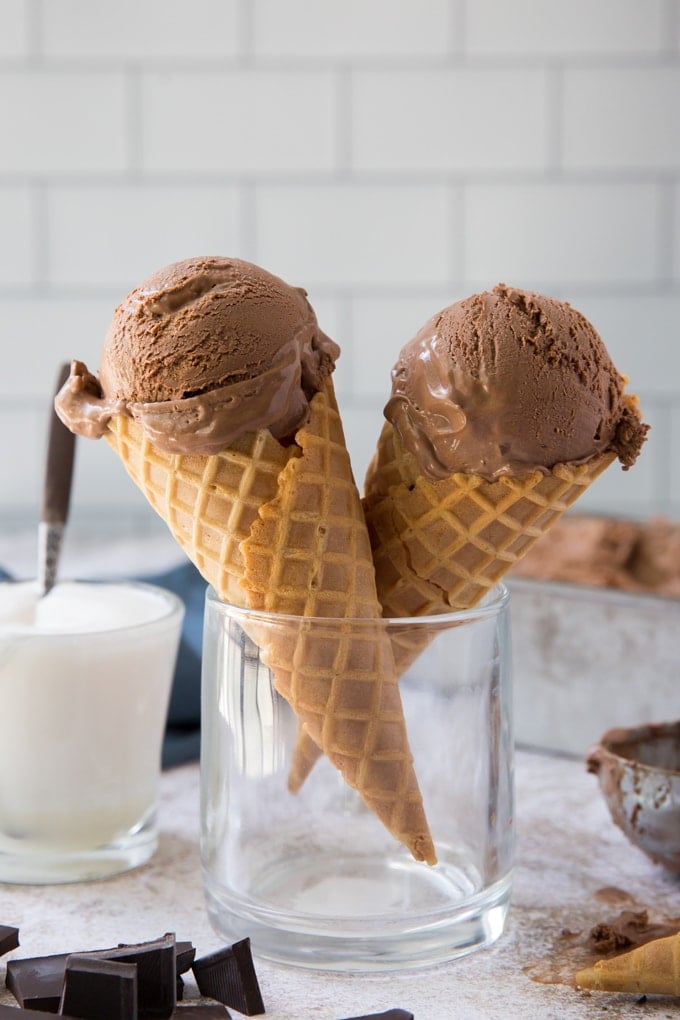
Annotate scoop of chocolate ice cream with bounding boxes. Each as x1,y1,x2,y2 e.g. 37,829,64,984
56,257,339,455
385,283,648,480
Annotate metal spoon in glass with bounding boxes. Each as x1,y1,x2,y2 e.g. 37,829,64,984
38,362,76,596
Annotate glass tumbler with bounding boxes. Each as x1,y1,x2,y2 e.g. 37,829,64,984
0,580,184,884
201,584,513,970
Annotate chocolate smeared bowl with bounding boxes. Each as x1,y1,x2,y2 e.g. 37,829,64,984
587,721,680,872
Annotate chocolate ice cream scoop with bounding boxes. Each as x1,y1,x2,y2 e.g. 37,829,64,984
55,257,339,455
511,513,680,597
386,283,648,480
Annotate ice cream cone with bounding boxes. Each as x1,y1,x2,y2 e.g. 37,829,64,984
289,284,648,789
106,412,294,606
239,380,435,862
287,723,324,795
575,931,680,995
290,420,617,790
363,420,616,673
105,379,435,864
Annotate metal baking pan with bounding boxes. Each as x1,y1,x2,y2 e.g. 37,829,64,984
508,577,679,757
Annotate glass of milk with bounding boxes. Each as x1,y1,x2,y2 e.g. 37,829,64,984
0,579,184,883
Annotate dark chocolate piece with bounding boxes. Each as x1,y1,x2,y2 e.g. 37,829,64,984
172,1008,231,1018
0,925,19,957
0,1007,79,1020
101,933,176,1018
174,942,196,975
338,1012,414,1020
6,951,71,1011
7,935,185,1017
118,934,193,975
191,939,264,1016
59,955,137,1019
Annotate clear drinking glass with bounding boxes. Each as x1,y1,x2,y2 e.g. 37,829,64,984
0,580,184,884
201,585,513,970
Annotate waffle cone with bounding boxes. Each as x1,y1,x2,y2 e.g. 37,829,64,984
575,932,680,994
105,380,435,864
363,421,616,674
289,420,617,791
105,414,294,605
239,381,434,862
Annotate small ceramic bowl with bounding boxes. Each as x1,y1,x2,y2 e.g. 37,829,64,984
586,721,680,872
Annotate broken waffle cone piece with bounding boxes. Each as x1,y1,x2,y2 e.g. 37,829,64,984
575,931,680,995
105,379,435,865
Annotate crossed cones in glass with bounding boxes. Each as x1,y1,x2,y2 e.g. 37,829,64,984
103,359,627,863
104,377,435,865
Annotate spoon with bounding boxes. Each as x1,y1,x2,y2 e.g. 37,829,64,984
37,363,76,596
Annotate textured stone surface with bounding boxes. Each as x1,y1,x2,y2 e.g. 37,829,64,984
1,752,677,1019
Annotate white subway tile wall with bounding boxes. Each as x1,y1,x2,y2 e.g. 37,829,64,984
0,186,34,286
42,0,242,59
47,185,243,286
0,0,29,58
0,0,678,532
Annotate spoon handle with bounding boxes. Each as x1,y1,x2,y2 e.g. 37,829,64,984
38,363,76,595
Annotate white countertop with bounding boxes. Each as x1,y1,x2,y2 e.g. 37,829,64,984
1,524,678,1017
1,750,678,1020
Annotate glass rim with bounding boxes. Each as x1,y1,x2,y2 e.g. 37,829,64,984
0,578,185,638
206,581,509,627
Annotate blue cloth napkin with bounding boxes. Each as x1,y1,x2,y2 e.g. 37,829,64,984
143,561,207,768
0,562,206,769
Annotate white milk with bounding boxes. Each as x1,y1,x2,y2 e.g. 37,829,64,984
0,581,183,866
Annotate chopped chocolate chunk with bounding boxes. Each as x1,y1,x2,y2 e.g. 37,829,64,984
0,926,19,958
59,955,137,1019
174,942,196,975
117,934,193,975
172,1008,231,1018
191,939,264,1016
101,933,176,1018
6,951,72,1011
0,1007,79,1020
339,1012,414,1020
587,908,664,955
7,935,185,1017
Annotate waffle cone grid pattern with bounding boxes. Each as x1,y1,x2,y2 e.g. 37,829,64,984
241,383,435,862
365,422,616,621
105,416,293,605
